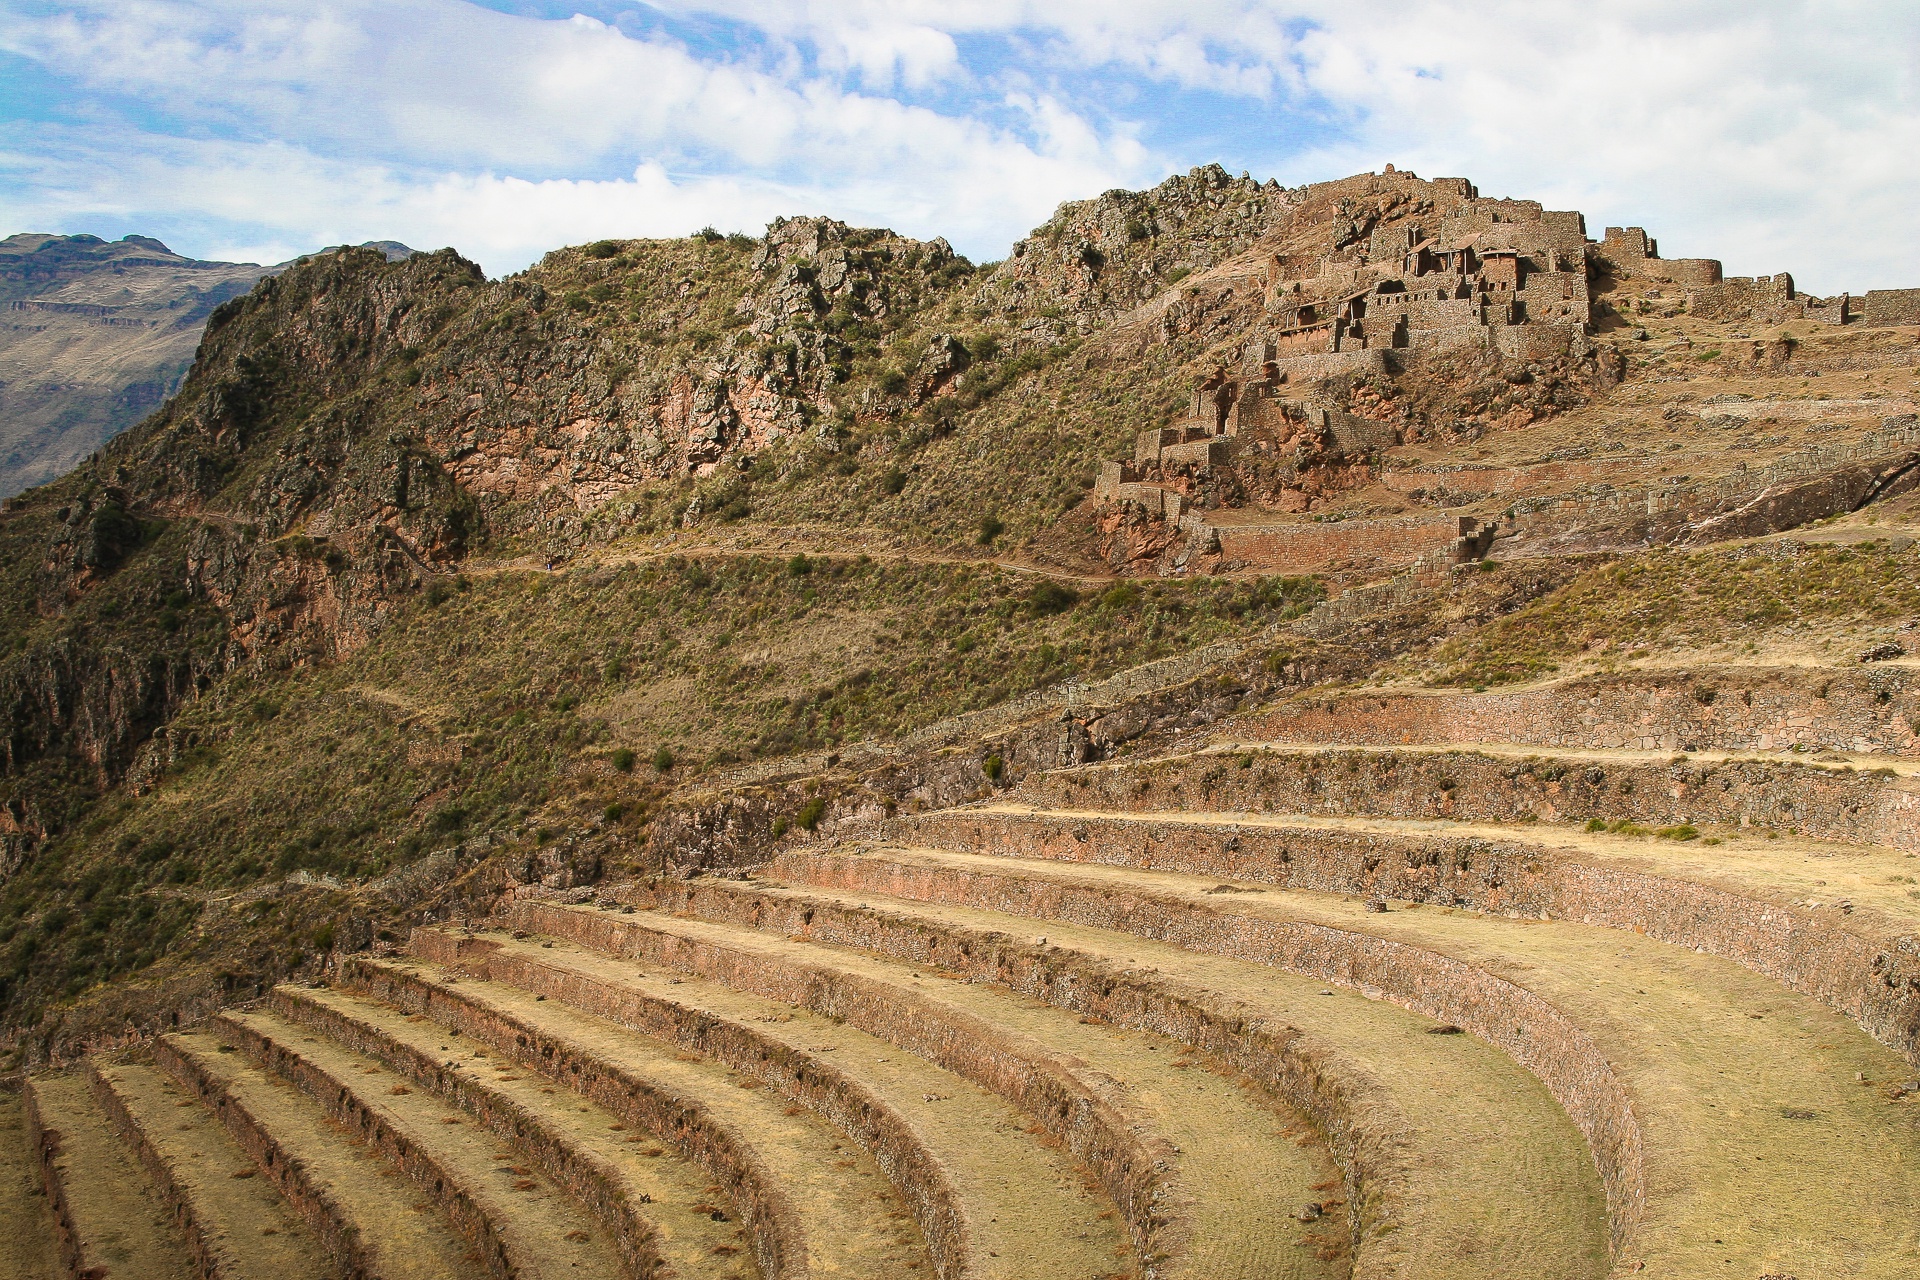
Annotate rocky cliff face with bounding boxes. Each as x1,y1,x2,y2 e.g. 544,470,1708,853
1,166,1915,1061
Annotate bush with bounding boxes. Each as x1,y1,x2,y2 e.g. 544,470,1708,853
788,554,814,576
797,796,826,831
966,333,1001,363
584,240,620,259
1028,582,1078,615
880,469,908,495
983,753,1005,782
1656,824,1700,841
977,515,1005,545
652,746,675,772
610,748,636,773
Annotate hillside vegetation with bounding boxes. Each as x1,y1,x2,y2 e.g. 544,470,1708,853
1,162,1916,1060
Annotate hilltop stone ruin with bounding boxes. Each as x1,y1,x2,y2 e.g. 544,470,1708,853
1092,169,1920,578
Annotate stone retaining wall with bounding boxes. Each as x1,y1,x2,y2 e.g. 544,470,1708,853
1237,668,1920,756
20,1080,88,1280
507,902,1183,1279
768,850,1646,1255
204,1012,521,1280
904,810,1920,1070
274,980,666,1280
606,880,1426,1280
1022,747,1920,851
151,1034,394,1280
87,1065,228,1280
1213,514,1463,575
422,919,973,1280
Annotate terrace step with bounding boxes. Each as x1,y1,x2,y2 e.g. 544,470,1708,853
489,901,1345,1280
211,1006,625,1280
282,971,898,1280
158,1027,493,1280
0,1090,60,1280
406,924,1135,1280
1228,667,1920,758
91,1059,332,1280
1016,742,1920,852
24,1071,194,1280
769,843,1920,1279
903,803,1920,1069
549,889,1609,1280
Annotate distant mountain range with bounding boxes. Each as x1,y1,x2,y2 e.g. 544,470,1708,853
0,234,415,497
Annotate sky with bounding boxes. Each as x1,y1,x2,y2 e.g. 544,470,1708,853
1,2,1915,295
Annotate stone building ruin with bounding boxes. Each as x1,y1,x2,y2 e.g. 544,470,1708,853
1093,170,1920,579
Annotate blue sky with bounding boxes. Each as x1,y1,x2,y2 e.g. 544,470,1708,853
2,2,1915,295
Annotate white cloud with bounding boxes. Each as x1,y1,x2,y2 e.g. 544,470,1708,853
657,1,1920,292
1,1,1915,292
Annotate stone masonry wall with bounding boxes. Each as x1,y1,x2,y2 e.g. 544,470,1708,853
1237,668,1920,756
148,1035,384,1280
767,850,1647,1253
1215,514,1463,573
271,981,665,1280
1022,748,1920,852
87,1065,236,1280
901,810,1920,1070
424,919,972,1280
496,902,1183,1279
614,877,1425,1279
21,1081,90,1280
208,1010,524,1280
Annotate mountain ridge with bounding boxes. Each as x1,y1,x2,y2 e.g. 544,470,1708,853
0,163,1916,1059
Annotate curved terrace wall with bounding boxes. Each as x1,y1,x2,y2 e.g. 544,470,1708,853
1238,668,1920,756
769,848,1648,1255
1026,748,1920,852
904,810,1920,1070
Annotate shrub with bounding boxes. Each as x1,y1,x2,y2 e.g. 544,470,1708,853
966,333,1001,363
696,226,723,243
610,748,636,773
983,753,1005,782
797,796,826,831
881,469,908,495
1656,824,1700,841
1125,218,1150,242
1028,582,1078,615
652,746,675,772
1585,817,1607,832
603,803,625,822
788,553,814,577
584,240,620,259
977,515,1005,545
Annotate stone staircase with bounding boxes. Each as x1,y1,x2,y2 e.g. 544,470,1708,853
13,667,1920,1280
